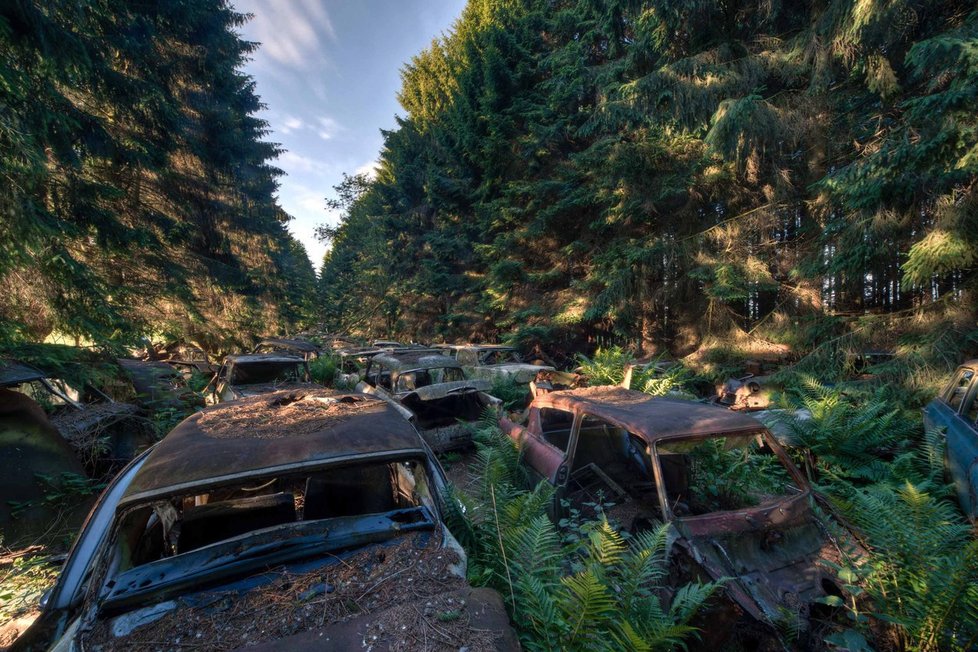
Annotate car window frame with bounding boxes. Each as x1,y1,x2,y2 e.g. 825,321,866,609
943,367,976,412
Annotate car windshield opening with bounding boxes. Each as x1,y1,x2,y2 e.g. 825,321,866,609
230,361,302,384
115,459,437,572
656,434,800,517
395,366,464,391
565,415,662,524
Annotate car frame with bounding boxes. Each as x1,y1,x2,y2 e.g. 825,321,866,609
252,337,322,360
923,359,978,520
14,389,517,650
210,353,315,403
356,350,501,451
434,343,555,385
501,385,847,633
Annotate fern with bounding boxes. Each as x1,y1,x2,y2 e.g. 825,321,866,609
445,424,718,651
830,482,978,650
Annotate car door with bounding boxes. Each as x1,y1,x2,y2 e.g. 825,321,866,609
520,407,581,519
925,365,978,519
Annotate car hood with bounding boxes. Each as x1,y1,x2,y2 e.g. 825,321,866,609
77,522,523,651
673,493,831,624
230,382,318,398
400,379,492,401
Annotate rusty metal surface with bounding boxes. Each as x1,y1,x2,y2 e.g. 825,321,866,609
120,390,426,505
537,386,766,442
255,337,319,353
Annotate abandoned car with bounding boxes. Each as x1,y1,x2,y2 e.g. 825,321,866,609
356,350,501,451
434,344,555,384
116,359,204,411
13,390,518,651
712,374,772,412
501,386,846,637
0,359,151,466
924,360,978,520
332,346,387,387
252,337,321,360
210,353,315,403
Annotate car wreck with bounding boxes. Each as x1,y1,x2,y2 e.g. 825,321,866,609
501,385,848,638
116,359,204,411
0,359,151,466
210,353,315,403
435,344,555,384
14,390,518,651
252,337,321,360
356,350,501,451
332,346,387,387
924,359,978,521
713,374,772,412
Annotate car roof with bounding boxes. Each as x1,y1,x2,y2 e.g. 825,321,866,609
434,344,514,351
225,353,306,364
536,386,767,442
0,359,48,386
336,346,387,357
370,350,461,371
256,338,320,352
120,390,427,505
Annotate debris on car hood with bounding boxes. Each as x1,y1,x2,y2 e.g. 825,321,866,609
82,530,516,651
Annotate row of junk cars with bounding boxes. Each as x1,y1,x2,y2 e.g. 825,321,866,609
4,334,976,651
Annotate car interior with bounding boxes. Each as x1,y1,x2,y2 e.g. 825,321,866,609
119,460,436,568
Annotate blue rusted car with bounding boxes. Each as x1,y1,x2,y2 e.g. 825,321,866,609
923,360,978,521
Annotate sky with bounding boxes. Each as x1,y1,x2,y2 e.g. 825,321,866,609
231,0,467,269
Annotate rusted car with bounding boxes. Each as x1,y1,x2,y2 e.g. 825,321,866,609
435,344,555,384
13,390,518,651
713,374,772,411
0,359,151,466
332,346,386,387
356,350,501,451
501,385,845,638
252,337,321,360
211,353,315,403
116,359,204,411
923,360,978,521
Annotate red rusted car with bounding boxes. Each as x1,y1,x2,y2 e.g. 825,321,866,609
501,385,849,642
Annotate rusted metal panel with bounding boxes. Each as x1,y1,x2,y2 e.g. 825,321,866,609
538,386,767,441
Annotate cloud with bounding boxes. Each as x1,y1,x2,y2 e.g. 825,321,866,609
316,116,342,141
280,115,305,134
236,0,336,68
275,150,329,174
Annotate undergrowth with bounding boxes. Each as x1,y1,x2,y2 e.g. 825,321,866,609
443,425,718,651
772,378,978,651
575,347,695,397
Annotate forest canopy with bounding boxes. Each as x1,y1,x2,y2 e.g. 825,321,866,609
0,0,317,349
319,0,978,355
